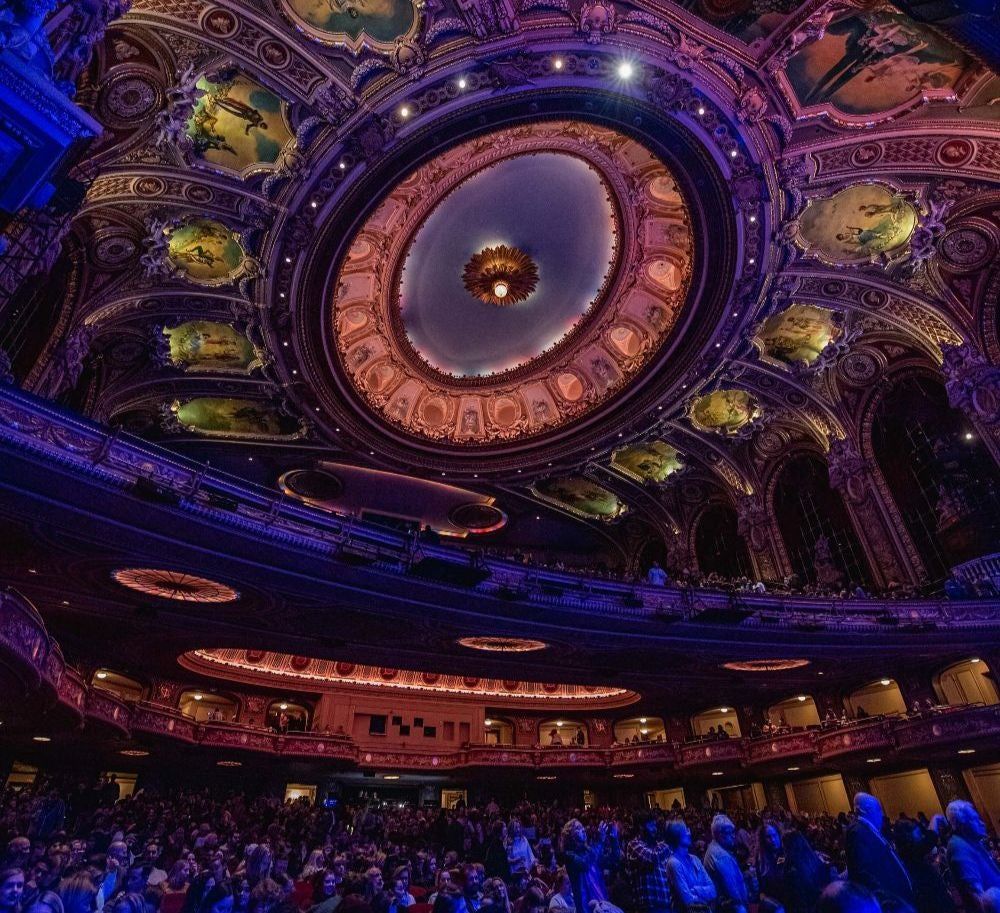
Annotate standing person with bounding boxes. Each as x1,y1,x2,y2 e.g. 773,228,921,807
781,831,831,913
892,819,954,913
558,820,613,913
845,793,914,912
704,816,750,913
506,823,535,876
626,813,672,913
946,800,1000,913
664,821,716,912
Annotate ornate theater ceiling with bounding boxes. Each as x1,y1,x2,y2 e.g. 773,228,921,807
4,0,1000,599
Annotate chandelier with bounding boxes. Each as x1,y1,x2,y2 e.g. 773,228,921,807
462,244,539,306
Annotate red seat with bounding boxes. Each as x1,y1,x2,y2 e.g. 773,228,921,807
409,903,433,913
410,887,428,901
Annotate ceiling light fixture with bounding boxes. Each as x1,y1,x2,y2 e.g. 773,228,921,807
96,671,108,679
279,703,288,710
217,760,242,767
958,748,975,755
880,678,891,686
382,774,400,780
457,77,467,89
787,766,800,771
697,106,705,115
617,62,634,80
553,58,563,70
712,771,724,776
719,707,729,713
797,695,807,702
193,694,203,701
866,757,881,763
33,736,51,742
971,657,981,663
399,106,410,118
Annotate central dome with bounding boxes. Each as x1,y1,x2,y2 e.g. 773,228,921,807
400,152,617,376
332,119,693,445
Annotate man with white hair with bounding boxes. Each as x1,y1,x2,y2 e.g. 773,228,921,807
703,814,749,913
946,800,1000,913
845,792,914,910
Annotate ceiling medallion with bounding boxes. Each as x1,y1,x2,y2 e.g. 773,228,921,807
462,245,539,307
457,636,548,652
332,120,693,445
111,568,239,603
721,659,811,672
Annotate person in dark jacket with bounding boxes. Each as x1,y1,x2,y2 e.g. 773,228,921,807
782,831,832,913
892,819,955,913
845,794,915,913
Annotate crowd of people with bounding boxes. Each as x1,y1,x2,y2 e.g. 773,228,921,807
2,778,999,913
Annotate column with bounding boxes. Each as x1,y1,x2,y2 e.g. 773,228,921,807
827,437,925,587
735,493,791,583
940,343,1000,465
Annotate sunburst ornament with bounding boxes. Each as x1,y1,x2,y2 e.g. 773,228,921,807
462,245,539,306
111,568,239,603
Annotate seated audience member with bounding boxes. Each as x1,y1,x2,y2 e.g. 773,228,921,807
545,871,572,913
1,869,25,913
845,793,915,912
513,887,545,913
664,821,716,912
946,800,1000,913
704,815,749,913
24,892,63,913
310,872,341,913
58,873,97,913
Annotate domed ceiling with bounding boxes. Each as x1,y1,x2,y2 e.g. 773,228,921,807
333,120,692,444
4,0,1000,624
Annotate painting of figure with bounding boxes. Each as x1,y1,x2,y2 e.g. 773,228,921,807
797,185,918,264
173,398,300,437
785,12,969,116
532,476,627,520
611,441,683,484
166,220,246,282
186,73,291,172
756,304,842,367
164,321,258,372
690,389,759,435
673,0,800,43
286,0,416,45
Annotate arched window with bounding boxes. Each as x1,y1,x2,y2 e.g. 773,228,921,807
773,454,870,588
935,658,998,707
91,670,143,701
483,717,514,745
690,707,741,739
266,700,310,732
614,716,666,744
845,679,906,719
694,503,752,579
179,690,238,723
538,718,588,747
766,695,820,730
871,375,1000,583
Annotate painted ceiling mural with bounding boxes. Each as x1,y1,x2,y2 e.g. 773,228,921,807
5,0,999,584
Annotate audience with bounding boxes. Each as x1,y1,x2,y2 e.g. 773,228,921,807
0,778,997,913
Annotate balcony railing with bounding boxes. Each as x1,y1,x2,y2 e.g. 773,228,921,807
1,387,997,631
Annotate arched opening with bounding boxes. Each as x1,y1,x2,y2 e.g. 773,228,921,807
694,502,752,579
539,718,588,747
179,690,238,723
871,375,1000,583
934,658,998,707
766,695,820,730
614,716,666,745
773,454,871,588
266,700,310,732
690,707,741,739
91,670,143,702
483,716,514,745
845,679,906,720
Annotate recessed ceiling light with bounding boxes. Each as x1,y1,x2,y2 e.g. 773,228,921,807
485,719,492,726
787,766,799,771
970,657,981,663
311,200,317,208
729,149,738,158
28,568,37,574
712,771,724,776
339,161,346,170
965,432,974,440
96,671,108,679
193,694,203,701
217,760,241,767
880,678,891,686
284,256,292,264
639,718,647,723
958,748,975,755
536,775,556,780
457,77,467,89
617,62,634,79
749,216,756,223
797,695,807,702
279,703,288,710
613,773,634,779
553,58,563,70
866,757,881,763
399,106,410,118
120,749,149,757
697,106,705,115
33,736,51,742
382,774,400,780
719,707,729,713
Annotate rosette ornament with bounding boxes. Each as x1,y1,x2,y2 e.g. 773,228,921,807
462,245,539,306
